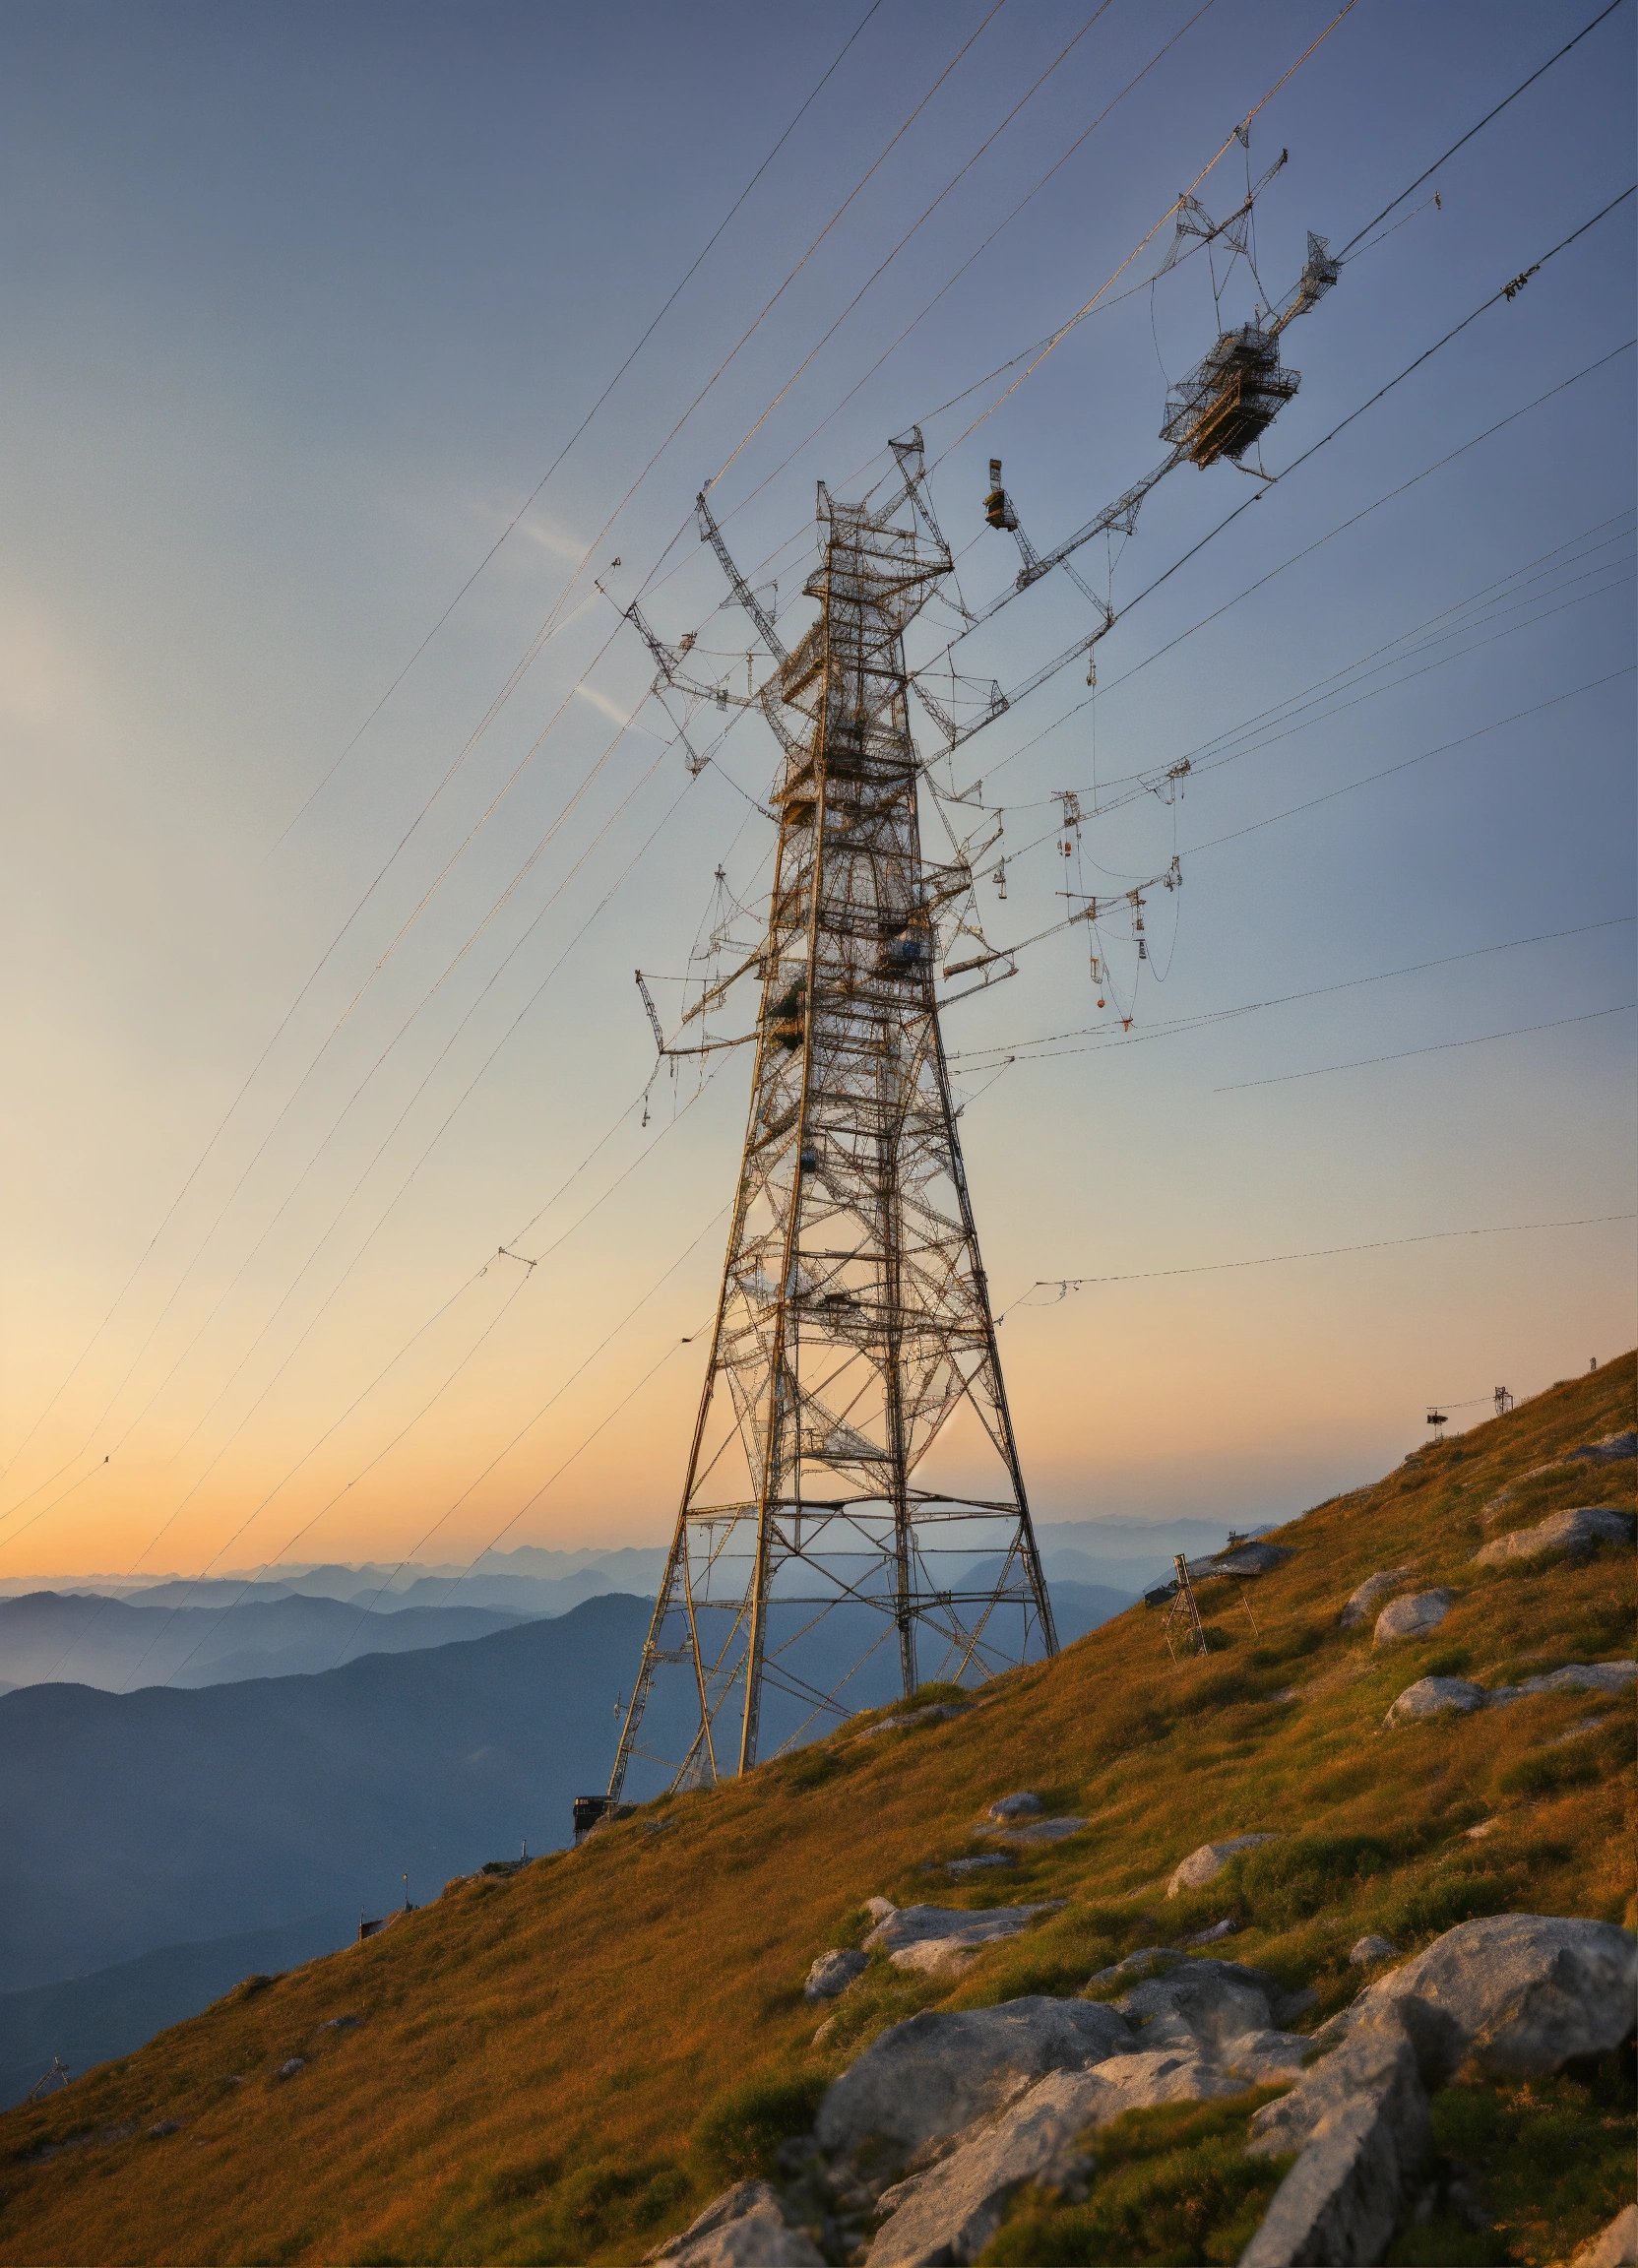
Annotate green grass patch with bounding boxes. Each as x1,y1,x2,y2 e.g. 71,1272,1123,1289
1373,1865,1511,1947
692,2072,827,2183
980,2090,1289,2265
1227,1832,1403,1929
520,2157,689,2266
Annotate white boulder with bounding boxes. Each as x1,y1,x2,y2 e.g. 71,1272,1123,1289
1502,1661,1637,1700
1340,1568,1411,1628
982,1815,1088,1846
1384,1676,1487,1726
1166,1835,1275,1896
1352,1912,1637,2080
1373,1589,1454,1646
649,2180,824,2267
1349,1934,1398,1967
1474,1507,1633,1565
814,1996,1132,2160
861,1901,1053,1978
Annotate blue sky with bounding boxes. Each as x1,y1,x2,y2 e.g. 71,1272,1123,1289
1,0,1632,1580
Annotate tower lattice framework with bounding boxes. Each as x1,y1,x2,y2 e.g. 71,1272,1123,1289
609,455,1056,1801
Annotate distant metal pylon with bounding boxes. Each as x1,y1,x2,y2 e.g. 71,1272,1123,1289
608,450,1056,1800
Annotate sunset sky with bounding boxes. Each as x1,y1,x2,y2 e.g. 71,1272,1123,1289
2,0,1633,1587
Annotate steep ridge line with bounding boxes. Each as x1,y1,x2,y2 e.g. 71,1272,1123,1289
0,1353,1631,2265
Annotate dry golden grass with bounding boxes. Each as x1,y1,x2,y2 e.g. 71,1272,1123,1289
1,1357,1631,2266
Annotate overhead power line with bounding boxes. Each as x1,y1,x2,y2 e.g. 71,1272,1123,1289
275,0,890,844
1006,1213,1637,1310
0,0,1008,1500
1337,0,1632,257
1215,1001,1636,1092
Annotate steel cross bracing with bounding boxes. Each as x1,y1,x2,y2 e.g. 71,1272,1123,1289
609,457,1056,1800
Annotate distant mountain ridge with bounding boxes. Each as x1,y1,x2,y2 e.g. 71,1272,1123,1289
0,1592,534,1692
0,1518,1240,1621
0,1593,671,1995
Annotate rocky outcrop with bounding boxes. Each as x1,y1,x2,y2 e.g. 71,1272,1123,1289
1351,1913,1637,2079
1242,2011,1428,2267
649,2180,824,2266
1166,1835,1275,1895
865,2051,1249,2266
1340,1568,1410,1627
1372,1589,1454,1645
1239,1915,1638,2265
863,2067,1106,2267
805,1949,867,2001
814,1997,1132,2160
1474,1507,1633,1565
860,1901,1054,1977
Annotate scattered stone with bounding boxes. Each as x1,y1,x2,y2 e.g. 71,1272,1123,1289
861,1902,1055,1977
1388,1662,1636,1726
812,2016,837,2048
1202,1541,1292,1578
1184,1918,1240,1946
1166,1834,1275,1895
984,1793,1042,1821
814,1996,1133,2160
1351,1912,1637,2080
982,1815,1087,1846
1567,2202,1638,2268
854,1703,966,1740
942,1854,1014,1877
275,2057,306,2081
319,2014,361,2031
1474,1506,1634,1565
805,1949,868,2002
148,2120,180,2138
1503,1661,1637,1699
1384,1675,1487,1726
1341,1567,1411,1627
1350,1934,1398,1966
1372,1588,1455,1645
1243,2010,1428,2268
648,2179,824,2266
1464,1818,1501,1839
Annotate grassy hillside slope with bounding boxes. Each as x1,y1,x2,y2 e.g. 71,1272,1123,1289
1,1357,1631,2267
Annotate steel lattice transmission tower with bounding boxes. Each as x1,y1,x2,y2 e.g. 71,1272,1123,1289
608,442,1056,1800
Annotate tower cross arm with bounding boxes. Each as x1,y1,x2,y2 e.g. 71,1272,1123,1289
697,489,788,663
